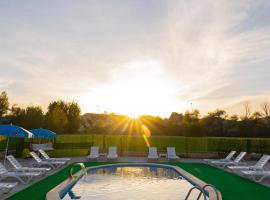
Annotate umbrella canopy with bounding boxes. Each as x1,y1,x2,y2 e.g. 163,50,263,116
0,124,33,138
0,124,33,165
30,128,57,139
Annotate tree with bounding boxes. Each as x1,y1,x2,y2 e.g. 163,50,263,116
66,102,81,133
168,112,183,126
9,104,26,126
48,100,68,114
0,91,9,118
183,109,200,124
252,111,262,120
46,108,68,133
242,102,252,120
207,109,227,119
261,101,270,128
230,114,239,121
202,109,227,136
183,110,202,136
46,100,81,133
261,101,270,118
24,106,44,129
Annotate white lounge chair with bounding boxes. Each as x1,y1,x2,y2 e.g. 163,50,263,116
241,169,270,182
38,149,70,162
87,146,100,160
30,152,65,169
228,155,270,172
167,147,180,160
148,147,159,161
107,147,118,160
0,182,18,194
213,152,247,168
7,155,51,175
204,151,236,164
0,163,42,185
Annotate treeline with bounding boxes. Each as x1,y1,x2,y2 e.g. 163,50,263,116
0,91,81,134
1,91,270,137
81,104,270,137
160,106,270,137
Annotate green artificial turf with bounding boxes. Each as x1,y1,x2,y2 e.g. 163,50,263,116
6,162,270,200
172,163,270,200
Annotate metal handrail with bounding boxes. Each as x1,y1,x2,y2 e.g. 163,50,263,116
197,184,220,200
69,162,86,179
185,186,207,200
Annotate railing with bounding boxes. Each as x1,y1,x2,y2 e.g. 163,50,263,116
198,184,220,200
185,184,220,200
69,162,87,179
185,186,207,200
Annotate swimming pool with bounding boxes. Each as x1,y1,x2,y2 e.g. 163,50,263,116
47,163,221,200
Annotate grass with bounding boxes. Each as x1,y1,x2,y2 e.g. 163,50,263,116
6,162,270,200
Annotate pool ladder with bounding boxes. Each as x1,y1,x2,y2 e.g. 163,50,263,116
69,162,87,179
185,184,220,200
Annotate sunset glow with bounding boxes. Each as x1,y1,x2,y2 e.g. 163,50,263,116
79,61,188,117
1,1,270,117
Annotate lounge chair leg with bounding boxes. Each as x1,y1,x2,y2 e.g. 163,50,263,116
258,174,269,182
11,176,27,185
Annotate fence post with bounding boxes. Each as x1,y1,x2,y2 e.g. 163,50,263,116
246,139,251,153
102,135,106,150
120,136,123,156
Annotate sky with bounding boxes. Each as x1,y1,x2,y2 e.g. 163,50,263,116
1,0,270,118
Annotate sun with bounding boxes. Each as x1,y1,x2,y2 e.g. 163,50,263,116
79,60,187,117
125,111,141,119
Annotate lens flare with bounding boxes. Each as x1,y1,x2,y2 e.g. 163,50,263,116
142,124,151,147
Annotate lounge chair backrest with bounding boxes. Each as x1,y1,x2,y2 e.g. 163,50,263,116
39,149,50,159
30,152,42,163
167,147,176,156
0,163,8,175
149,147,157,156
7,155,22,169
225,151,236,160
234,152,246,162
90,146,99,155
255,155,270,168
32,143,54,151
108,147,117,155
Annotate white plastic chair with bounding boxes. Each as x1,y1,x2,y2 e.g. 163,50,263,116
213,152,246,168
167,147,180,160
7,155,50,175
39,149,70,162
0,163,41,185
228,155,270,171
30,152,65,169
241,170,270,182
87,146,100,160
107,147,118,160
204,151,236,164
148,147,159,161
0,182,18,194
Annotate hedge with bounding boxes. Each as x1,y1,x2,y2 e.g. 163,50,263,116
3,134,270,157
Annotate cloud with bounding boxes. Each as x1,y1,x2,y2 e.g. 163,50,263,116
0,0,270,116
151,0,270,114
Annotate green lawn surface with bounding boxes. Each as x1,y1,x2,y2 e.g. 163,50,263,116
6,162,270,200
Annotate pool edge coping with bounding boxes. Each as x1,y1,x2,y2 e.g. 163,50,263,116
46,163,222,200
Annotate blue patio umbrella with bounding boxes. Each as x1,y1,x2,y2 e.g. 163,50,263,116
0,124,33,165
30,128,57,139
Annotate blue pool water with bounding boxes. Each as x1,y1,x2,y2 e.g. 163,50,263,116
61,165,204,200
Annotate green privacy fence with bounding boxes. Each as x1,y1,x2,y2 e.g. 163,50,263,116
20,134,270,157
0,136,24,157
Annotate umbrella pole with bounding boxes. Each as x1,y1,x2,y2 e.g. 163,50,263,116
4,137,9,166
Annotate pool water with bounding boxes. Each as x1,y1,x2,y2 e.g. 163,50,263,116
62,166,203,200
